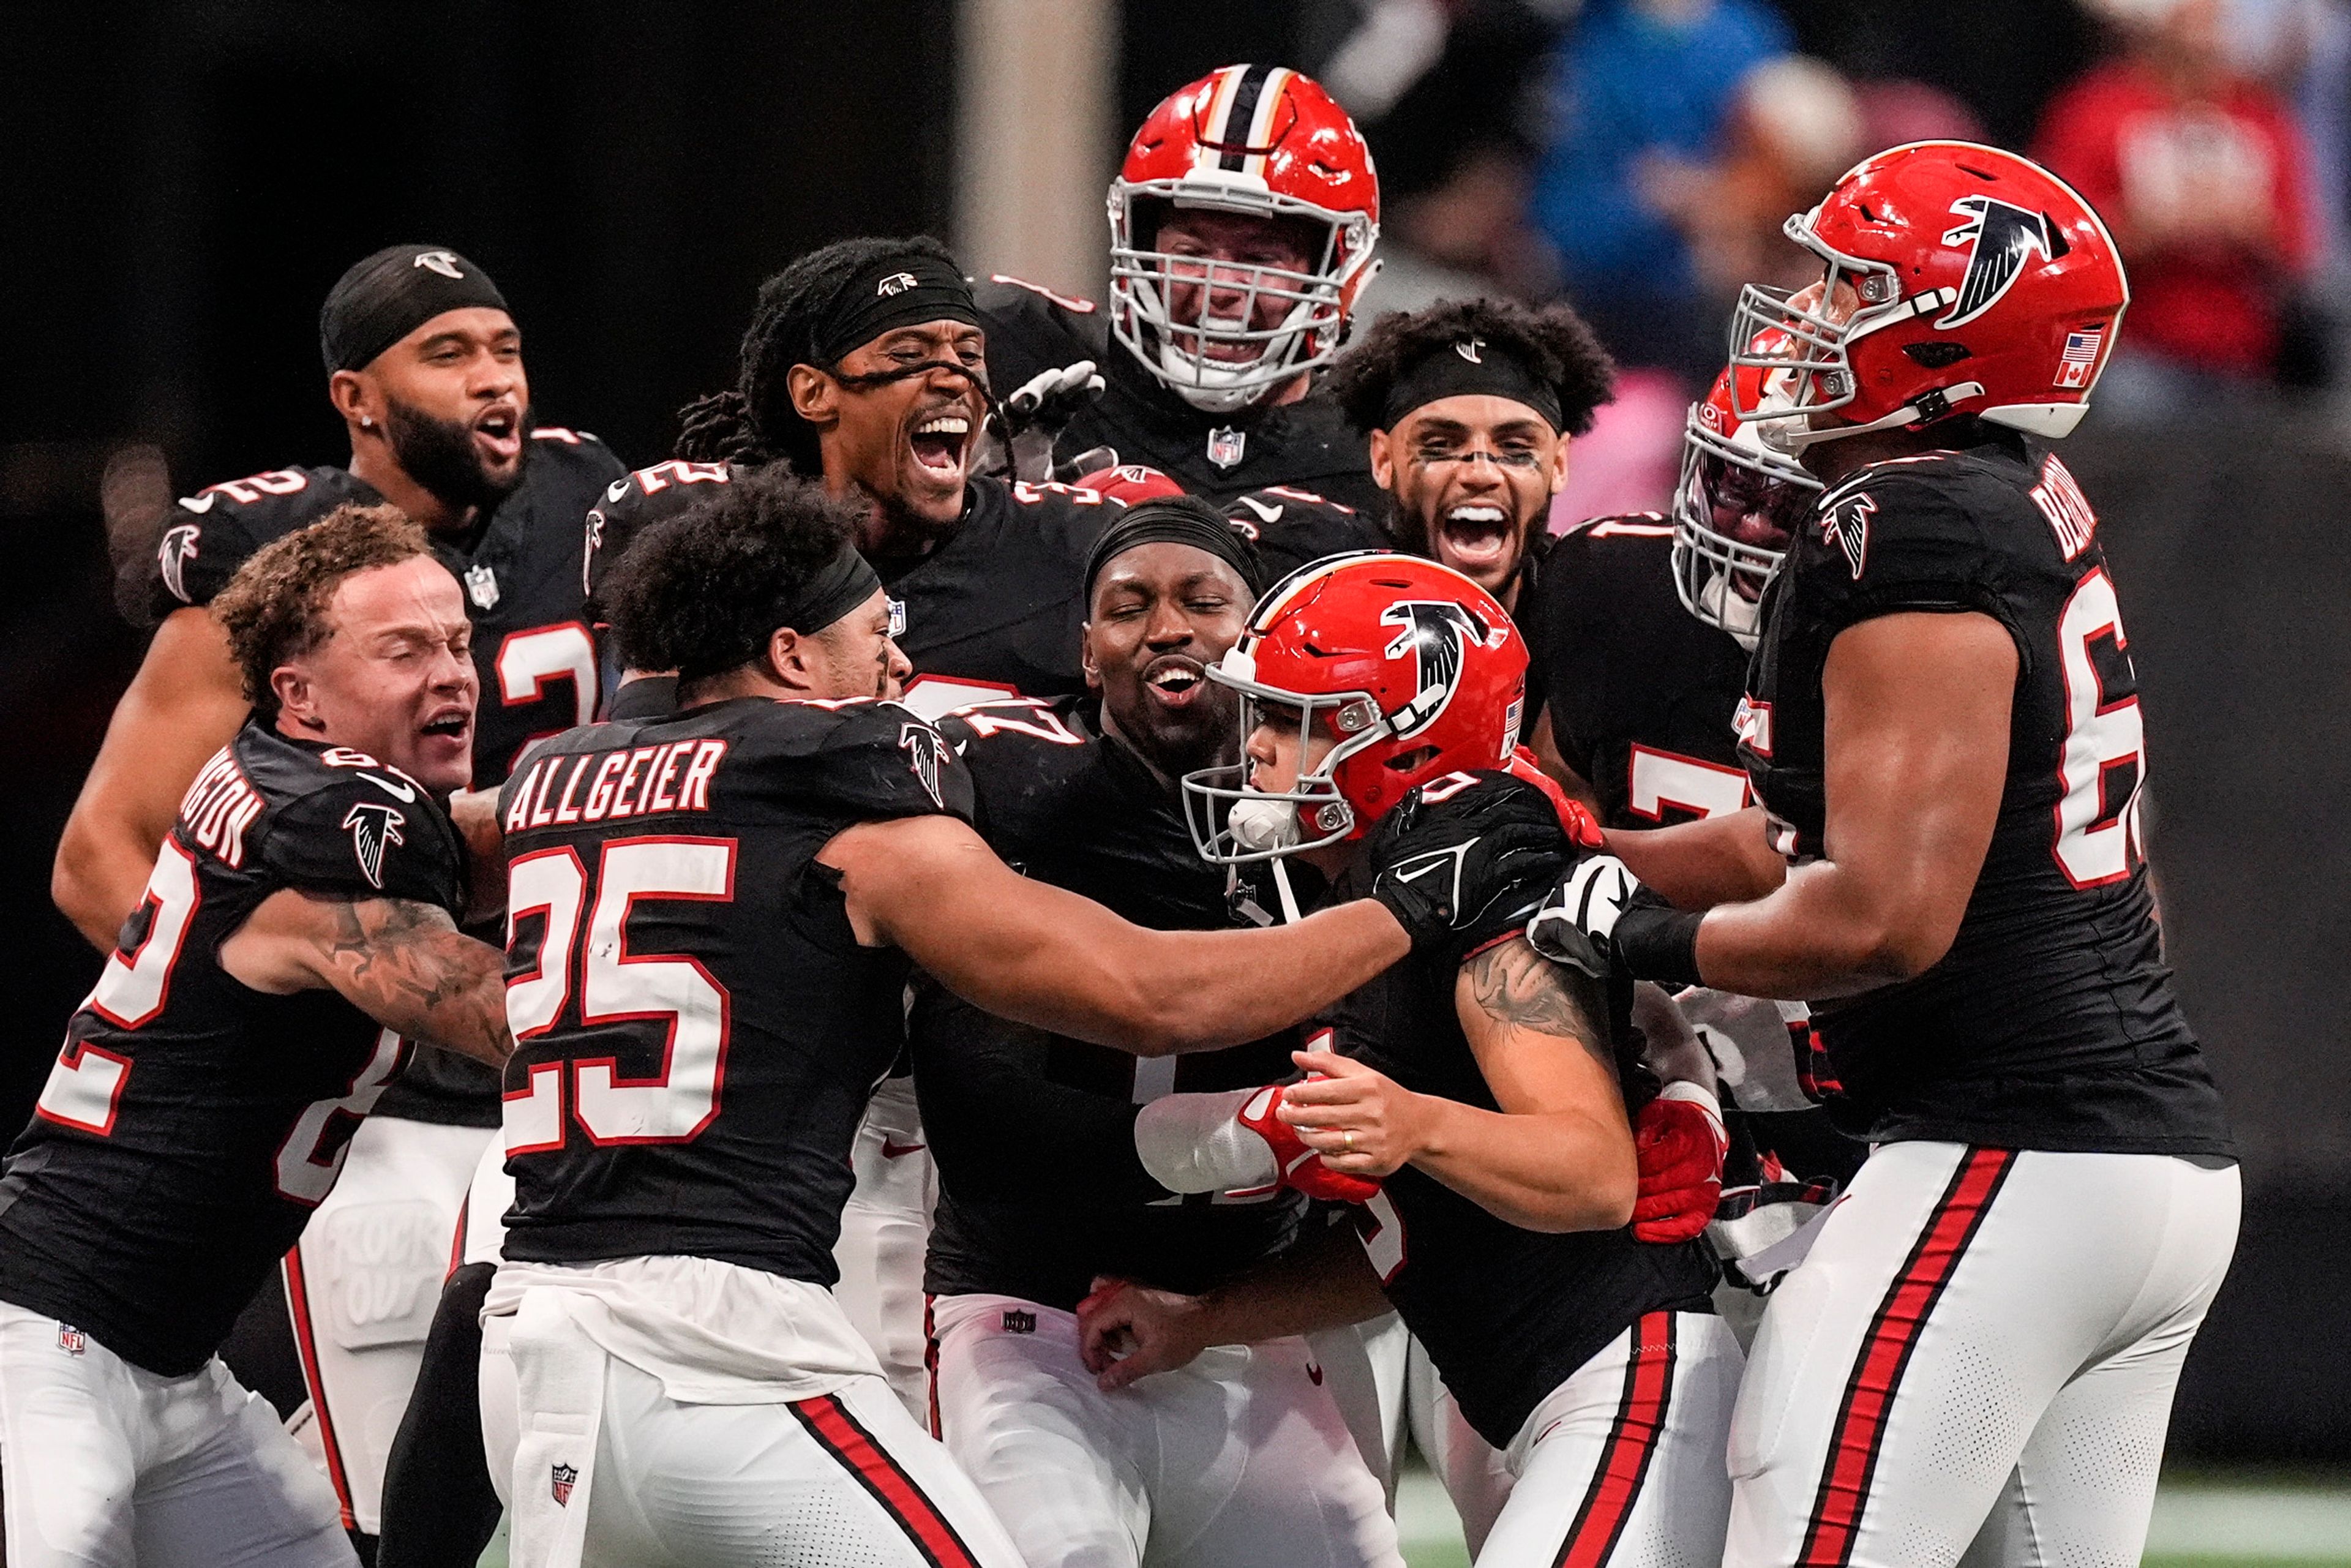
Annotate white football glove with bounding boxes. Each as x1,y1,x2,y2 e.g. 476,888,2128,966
1526,854,1641,978
999,359,1106,481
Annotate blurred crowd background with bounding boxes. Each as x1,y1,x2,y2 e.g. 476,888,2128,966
7,0,2349,1473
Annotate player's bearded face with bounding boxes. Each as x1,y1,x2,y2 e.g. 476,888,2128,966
1381,397,1562,598
283,557,478,793
804,590,913,703
827,323,988,536
369,308,532,516
1083,543,1249,774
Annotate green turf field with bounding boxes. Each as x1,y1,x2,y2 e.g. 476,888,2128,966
476,1466,2351,1566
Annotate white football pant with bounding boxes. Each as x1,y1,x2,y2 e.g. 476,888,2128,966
0,1302,354,1567
835,1073,939,1422
929,1292,1401,1568
1476,1310,1740,1568
281,1114,490,1536
1725,1142,2240,1567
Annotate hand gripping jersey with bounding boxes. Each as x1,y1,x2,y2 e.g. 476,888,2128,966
1742,435,2232,1155
1520,516,1753,827
0,722,465,1376
910,696,1303,1311
977,277,1384,514
1313,937,1719,1449
151,429,626,786
495,697,973,1281
585,465,1118,719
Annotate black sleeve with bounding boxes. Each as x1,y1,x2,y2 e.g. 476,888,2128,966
975,276,1109,392
146,492,287,622
792,703,980,827
261,775,467,912
1810,466,2023,653
582,460,741,606
1225,487,1384,585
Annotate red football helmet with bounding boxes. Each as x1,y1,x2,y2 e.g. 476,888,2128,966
1671,356,1821,647
1073,462,1186,506
1109,65,1381,415
1728,141,2128,451
1183,553,1525,863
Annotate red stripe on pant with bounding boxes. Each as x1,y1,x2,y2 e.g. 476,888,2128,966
281,1244,358,1531
792,1391,980,1568
1553,1310,1679,1568
1798,1146,2017,1566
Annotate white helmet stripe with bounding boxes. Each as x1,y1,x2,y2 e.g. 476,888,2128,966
1240,67,1292,178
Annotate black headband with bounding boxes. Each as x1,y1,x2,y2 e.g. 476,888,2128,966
678,543,883,680
1084,495,1263,602
1380,337,1563,432
810,252,981,367
320,245,510,373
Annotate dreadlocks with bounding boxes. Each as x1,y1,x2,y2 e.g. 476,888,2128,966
672,236,976,471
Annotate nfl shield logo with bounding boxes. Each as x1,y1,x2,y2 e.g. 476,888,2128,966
550,1463,578,1506
1000,1308,1037,1335
463,563,500,610
1206,426,1246,470
57,1324,85,1356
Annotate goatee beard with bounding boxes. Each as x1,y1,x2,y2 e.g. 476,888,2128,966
385,397,530,520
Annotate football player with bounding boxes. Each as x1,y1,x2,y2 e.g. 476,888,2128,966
478,472,1559,1567
1535,143,2238,1568
579,234,1125,1426
978,65,1390,514
0,506,512,1568
913,496,1400,1568
47,244,622,1558
1081,553,1741,1568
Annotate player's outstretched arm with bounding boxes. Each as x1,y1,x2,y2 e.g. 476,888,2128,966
219,889,512,1067
823,813,1412,1057
1602,805,1787,910
53,607,250,950
1280,937,1637,1234
1075,1223,1388,1393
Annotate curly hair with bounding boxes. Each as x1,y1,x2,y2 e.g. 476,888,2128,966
599,468,868,682
212,503,435,721
672,235,965,473
1328,297,1618,438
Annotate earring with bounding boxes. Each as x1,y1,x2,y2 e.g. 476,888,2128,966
359,415,373,428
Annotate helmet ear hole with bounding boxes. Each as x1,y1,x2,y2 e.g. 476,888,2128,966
1384,745,1441,775
1904,341,1973,369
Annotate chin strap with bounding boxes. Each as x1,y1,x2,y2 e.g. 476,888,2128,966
1763,381,1986,454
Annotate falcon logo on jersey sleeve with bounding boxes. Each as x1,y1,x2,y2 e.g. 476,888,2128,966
899,722,947,808
1820,492,1875,581
159,523,201,604
342,803,408,890
1381,601,1502,738
1937,197,2055,329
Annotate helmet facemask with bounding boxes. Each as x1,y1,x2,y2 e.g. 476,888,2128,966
1671,404,1820,648
1108,186,1375,414
1182,651,1390,865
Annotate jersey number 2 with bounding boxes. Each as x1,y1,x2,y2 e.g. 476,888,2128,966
502,838,735,1152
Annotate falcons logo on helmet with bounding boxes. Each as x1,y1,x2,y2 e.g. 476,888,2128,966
900,722,947,808
1936,197,2055,329
342,803,407,890
1381,601,1499,738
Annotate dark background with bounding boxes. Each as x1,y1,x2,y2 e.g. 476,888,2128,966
6,0,2342,1463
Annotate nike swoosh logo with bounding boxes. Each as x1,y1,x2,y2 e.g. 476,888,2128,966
881,1139,927,1159
179,493,218,514
359,771,417,803
1235,495,1283,523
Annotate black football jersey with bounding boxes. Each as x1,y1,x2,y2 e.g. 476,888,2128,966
910,697,1303,1311
1311,930,1719,1449
1222,484,1387,587
150,429,626,787
585,463,1117,720
976,277,1384,514
1522,516,1753,828
0,722,465,1375
495,697,974,1282
1743,435,2230,1156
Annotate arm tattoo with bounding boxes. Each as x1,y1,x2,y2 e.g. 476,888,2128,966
313,896,512,1067
1466,937,1605,1045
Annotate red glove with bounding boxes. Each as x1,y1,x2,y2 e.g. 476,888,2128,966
1505,746,1604,849
1632,1082,1728,1243
1073,463,1185,505
1235,1082,1381,1204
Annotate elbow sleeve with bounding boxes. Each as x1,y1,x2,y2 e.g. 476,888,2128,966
1133,1089,1276,1194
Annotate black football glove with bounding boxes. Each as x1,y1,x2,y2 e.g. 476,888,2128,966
991,360,1107,481
1527,857,1704,988
1367,771,1569,969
